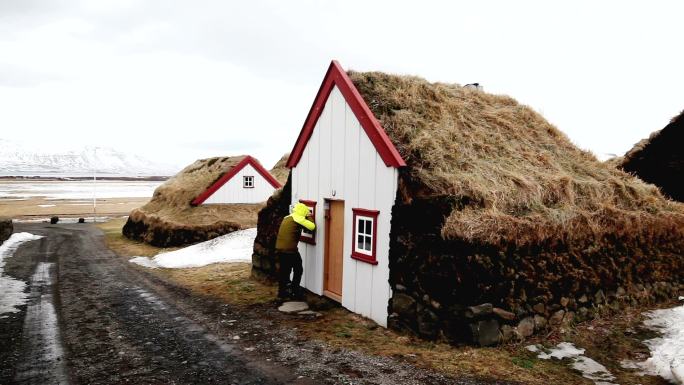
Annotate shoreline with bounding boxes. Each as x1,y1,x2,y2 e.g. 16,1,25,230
0,175,169,182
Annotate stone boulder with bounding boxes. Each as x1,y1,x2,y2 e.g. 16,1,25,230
0,217,12,244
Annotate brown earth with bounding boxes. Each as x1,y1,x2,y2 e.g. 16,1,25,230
100,218,674,385
0,197,147,220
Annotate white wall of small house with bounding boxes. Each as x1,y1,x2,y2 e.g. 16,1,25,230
291,85,399,327
202,164,275,204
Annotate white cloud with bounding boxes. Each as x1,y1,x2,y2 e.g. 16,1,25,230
0,0,682,169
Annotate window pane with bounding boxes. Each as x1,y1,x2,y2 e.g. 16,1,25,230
365,236,372,251
358,219,364,234
357,235,363,250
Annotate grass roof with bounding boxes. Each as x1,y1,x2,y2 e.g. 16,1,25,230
349,71,684,246
136,155,261,228
269,153,290,185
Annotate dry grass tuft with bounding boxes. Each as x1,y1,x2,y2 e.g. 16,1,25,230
269,153,290,186
349,71,684,246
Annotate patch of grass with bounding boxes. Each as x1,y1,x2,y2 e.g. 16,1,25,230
97,218,275,307
512,356,535,369
291,308,585,385
559,306,674,385
159,263,275,306
96,218,171,257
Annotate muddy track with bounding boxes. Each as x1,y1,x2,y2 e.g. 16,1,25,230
0,223,515,385
2,224,310,385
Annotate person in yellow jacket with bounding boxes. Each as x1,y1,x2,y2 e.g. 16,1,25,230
275,202,316,299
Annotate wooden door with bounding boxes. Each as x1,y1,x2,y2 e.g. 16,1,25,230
324,200,344,302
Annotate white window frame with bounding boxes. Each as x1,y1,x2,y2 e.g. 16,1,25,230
243,175,254,188
354,215,374,256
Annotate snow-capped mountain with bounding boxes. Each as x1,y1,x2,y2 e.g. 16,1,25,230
0,140,178,176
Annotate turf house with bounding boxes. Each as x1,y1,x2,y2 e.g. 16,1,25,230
192,155,282,205
124,155,279,247
252,61,684,345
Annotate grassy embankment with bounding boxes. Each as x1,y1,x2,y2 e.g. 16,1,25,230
97,218,669,385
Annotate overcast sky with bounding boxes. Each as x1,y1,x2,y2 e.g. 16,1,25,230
1,0,682,169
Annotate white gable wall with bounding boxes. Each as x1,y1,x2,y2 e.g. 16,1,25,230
203,164,276,204
291,86,399,327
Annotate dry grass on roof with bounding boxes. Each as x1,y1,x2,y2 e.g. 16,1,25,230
348,71,684,246
269,153,290,185
136,155,261,227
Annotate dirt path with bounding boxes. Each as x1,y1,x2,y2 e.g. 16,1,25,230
0,223,514,385
1,223,312,385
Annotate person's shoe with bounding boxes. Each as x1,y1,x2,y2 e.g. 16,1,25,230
277,289,290,300
291,286,306,300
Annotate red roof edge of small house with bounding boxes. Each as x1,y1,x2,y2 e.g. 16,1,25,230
191,155,282,205
286,60,406,169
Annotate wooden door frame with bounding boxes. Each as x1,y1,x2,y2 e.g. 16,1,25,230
323,198,344,302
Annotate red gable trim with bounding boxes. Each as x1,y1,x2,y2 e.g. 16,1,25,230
286,60,406,169
191,155,282,205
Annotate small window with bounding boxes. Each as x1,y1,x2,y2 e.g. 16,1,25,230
243,176,254,188
351,208,379,265
299,200,316,245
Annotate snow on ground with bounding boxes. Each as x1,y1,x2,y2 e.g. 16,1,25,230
0,232,44,317
130,228,256,269
528,342,618,385
621,300,684,384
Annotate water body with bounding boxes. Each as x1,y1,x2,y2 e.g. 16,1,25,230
0,180,162,200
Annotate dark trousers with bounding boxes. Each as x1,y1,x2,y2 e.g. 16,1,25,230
277,251,303,295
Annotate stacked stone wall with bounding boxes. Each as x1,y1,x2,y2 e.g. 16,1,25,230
387,194,684,345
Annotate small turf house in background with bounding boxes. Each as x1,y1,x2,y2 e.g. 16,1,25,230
253,61,684,345
124,155,279,247
192,155,281,205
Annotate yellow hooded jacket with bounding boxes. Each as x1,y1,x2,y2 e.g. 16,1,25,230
275,203,316,252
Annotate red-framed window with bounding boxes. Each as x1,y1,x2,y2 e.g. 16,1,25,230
243,175,254,188
298,199,316,245
351,208,379,265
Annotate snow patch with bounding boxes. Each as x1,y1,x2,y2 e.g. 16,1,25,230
533,342,618,385
0,232,44,316
130,228,256,269
37,204,56,207
622,304,684,384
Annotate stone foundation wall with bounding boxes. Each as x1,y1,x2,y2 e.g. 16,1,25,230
251,173,292,280
387,194,684,346
0,217,12,244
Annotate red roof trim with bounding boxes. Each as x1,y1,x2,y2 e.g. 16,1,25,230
191,156,282,205
286,60,406,169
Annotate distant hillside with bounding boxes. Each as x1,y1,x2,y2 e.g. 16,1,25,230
0,140,178,176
